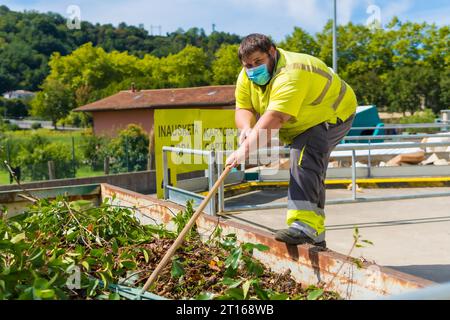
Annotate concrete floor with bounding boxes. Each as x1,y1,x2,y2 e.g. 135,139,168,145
220,187,450,283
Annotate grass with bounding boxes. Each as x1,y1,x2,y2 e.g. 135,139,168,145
75,165,105,178
0,128,141,186
0,170,9,185
0,128,101,186
2,128,88,144
1,128,90,165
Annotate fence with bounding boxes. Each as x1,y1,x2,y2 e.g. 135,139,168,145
0,133,153,185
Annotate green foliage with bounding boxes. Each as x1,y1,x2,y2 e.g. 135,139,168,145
278,27,320,56
221,238,269,279
171,200,196,239
347,227,375,269
0,195,157,299
385,66,441,115
0,195,341,300
0,130,87,179
353,227,374,249
212,44,241,85
439,69,450,108
30,79,74,127
0,97,29,119
300,18,449,114
3,5,448,118
211,235,332,300
399,109,437,124
34,43,213,121
109,124,149,173
0,6,241,93
347,71,387,110
79,130,111,171
155,45,212,87
0,127,150,183
171,257,185,278
2,4,447,131
399,109,438,133
209,232,311,300
30,122,42,130
0,122,20,131
16,134,75,180
57,111,92,128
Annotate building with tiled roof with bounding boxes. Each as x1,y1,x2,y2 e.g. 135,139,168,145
74,85,236,137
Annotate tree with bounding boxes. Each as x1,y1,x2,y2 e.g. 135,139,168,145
441,69,450,109
156,45,211,88
3,4,448,117
43,43,144,105
347,71,387,108
384,66,437,115
0,6,241,93
277,27,320,56
212,44,241,85
31,79,74,128
109,124,149,173
16,134,75,180
80,129,111,170
0,97,29,118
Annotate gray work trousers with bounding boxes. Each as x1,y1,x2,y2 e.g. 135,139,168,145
287,114,355,243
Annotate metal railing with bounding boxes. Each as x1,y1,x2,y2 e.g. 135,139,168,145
162,146,217,215
162,132,450,215
220,140,450,212
343,133,450,141
348,123,449,130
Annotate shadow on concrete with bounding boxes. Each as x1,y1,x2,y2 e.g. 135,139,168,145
224,214,279,233
282,244,325,284
386,264,450,283
224,189,287,207
326,215,450,231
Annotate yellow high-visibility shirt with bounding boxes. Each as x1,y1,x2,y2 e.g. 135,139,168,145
235,48,357,144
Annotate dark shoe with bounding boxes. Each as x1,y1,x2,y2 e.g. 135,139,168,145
275,228,326,248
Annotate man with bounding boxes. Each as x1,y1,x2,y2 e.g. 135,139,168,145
225,34,357,248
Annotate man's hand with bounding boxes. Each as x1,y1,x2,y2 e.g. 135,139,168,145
239,128,252,145
225,145,247,168
228,110,290,168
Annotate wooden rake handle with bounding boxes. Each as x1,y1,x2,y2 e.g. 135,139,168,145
140,164,233,294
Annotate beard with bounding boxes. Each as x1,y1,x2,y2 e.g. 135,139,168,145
268,51,277,75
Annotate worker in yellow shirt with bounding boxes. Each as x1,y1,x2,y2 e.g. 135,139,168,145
226,33,357,248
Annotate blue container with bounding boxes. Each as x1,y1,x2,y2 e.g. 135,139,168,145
344,105,385,143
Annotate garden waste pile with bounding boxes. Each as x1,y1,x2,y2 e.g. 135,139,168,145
0,198,340,300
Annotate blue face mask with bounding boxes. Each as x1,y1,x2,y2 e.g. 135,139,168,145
245,63,271,86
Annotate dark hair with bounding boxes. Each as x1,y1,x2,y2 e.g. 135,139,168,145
238,33,275,61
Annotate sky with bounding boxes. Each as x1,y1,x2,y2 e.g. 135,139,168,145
2,0,449,41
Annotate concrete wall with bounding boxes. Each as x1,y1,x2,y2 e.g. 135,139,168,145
92,109,154,137
0,170,206,195
0,184,101,217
